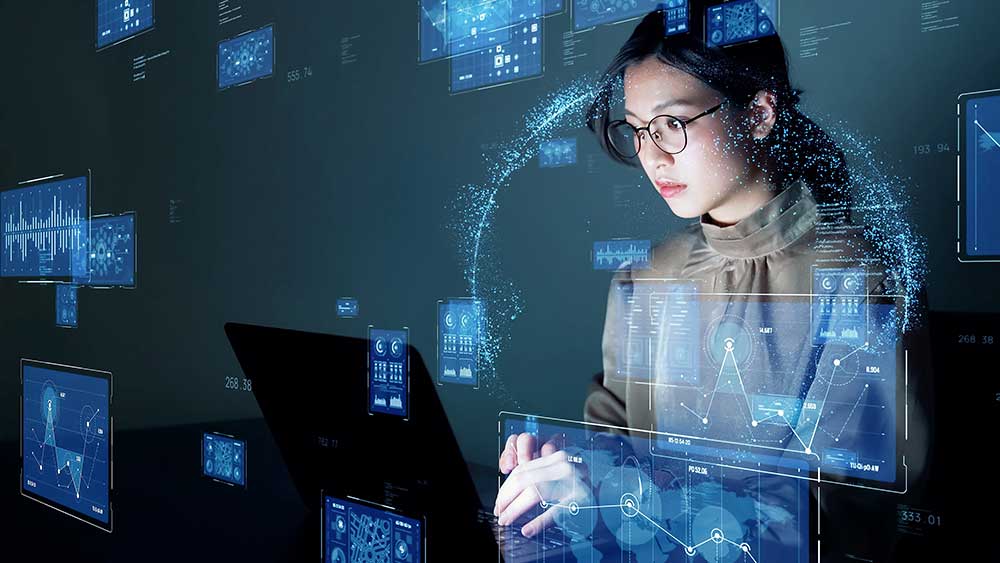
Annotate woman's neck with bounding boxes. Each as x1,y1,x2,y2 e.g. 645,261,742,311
705,178,777,227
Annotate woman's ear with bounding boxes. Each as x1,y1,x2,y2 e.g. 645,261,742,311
750,89,778,140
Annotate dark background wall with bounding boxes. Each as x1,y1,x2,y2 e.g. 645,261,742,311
0,0,996,470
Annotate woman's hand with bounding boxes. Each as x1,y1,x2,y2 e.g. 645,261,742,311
495,433,591,538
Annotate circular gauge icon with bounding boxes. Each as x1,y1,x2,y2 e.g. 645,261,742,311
821,276,835,292
396,539,409,559
374,337,387,357
233,467,241,482
335,515,346,533
460,312,471,330
842,275,860,292
444,311,456,329
711,29,724,44
390,338,404,358
330,547,347,563
205,459,213,473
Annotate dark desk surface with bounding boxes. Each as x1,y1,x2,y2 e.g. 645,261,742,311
2,418,323,562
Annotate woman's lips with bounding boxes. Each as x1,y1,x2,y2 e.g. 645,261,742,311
656,180,688,199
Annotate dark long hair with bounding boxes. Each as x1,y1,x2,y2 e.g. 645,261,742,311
587,5,850,204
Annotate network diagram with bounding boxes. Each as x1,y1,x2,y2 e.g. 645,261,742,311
218,24,275,90
324,495,422,563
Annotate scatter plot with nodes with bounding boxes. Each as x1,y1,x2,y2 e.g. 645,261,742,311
218,25,274,90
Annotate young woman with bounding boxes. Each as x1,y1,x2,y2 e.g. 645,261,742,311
495,6,927,549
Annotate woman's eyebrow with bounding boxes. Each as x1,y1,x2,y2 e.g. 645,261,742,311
625,99,696,118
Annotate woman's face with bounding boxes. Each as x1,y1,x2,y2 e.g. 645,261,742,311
623,56,765,221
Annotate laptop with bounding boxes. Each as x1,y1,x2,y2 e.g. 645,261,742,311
224,322,500,560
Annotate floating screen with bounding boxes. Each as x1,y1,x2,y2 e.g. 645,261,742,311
79,213,136,288
324,495,423,563
368,328,410,417
706,0,777,47
450,15,542,93
21,360,111,531
959,90,1000,259
610,280,902,483
438,298,483,386
539,137,577,168
572,0,662,31
499,413,812,562
56,285,78,328
218,25,275,90
1,175,88,279
202,432,247,487
96,0,154,49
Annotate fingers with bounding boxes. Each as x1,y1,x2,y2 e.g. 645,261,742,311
515,433,537,467
499,434,519,474
495,484,543,527
494,451,571,519
540,440,558,457
521,505,560,539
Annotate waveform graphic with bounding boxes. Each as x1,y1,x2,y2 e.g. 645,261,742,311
388,395,404,409
593,239,652,270
2,176,88,278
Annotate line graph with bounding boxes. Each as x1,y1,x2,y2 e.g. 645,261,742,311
540,494,761,562
500,413,810,562
677,331,871,459
610,280,900,483
21,361,110,529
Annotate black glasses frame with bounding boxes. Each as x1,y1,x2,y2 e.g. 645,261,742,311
605,101,727,158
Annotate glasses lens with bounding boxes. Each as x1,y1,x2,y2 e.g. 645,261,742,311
649,115,686,154
606,121,640,159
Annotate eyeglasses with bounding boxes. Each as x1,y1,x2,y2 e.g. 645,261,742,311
605,101,726,159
